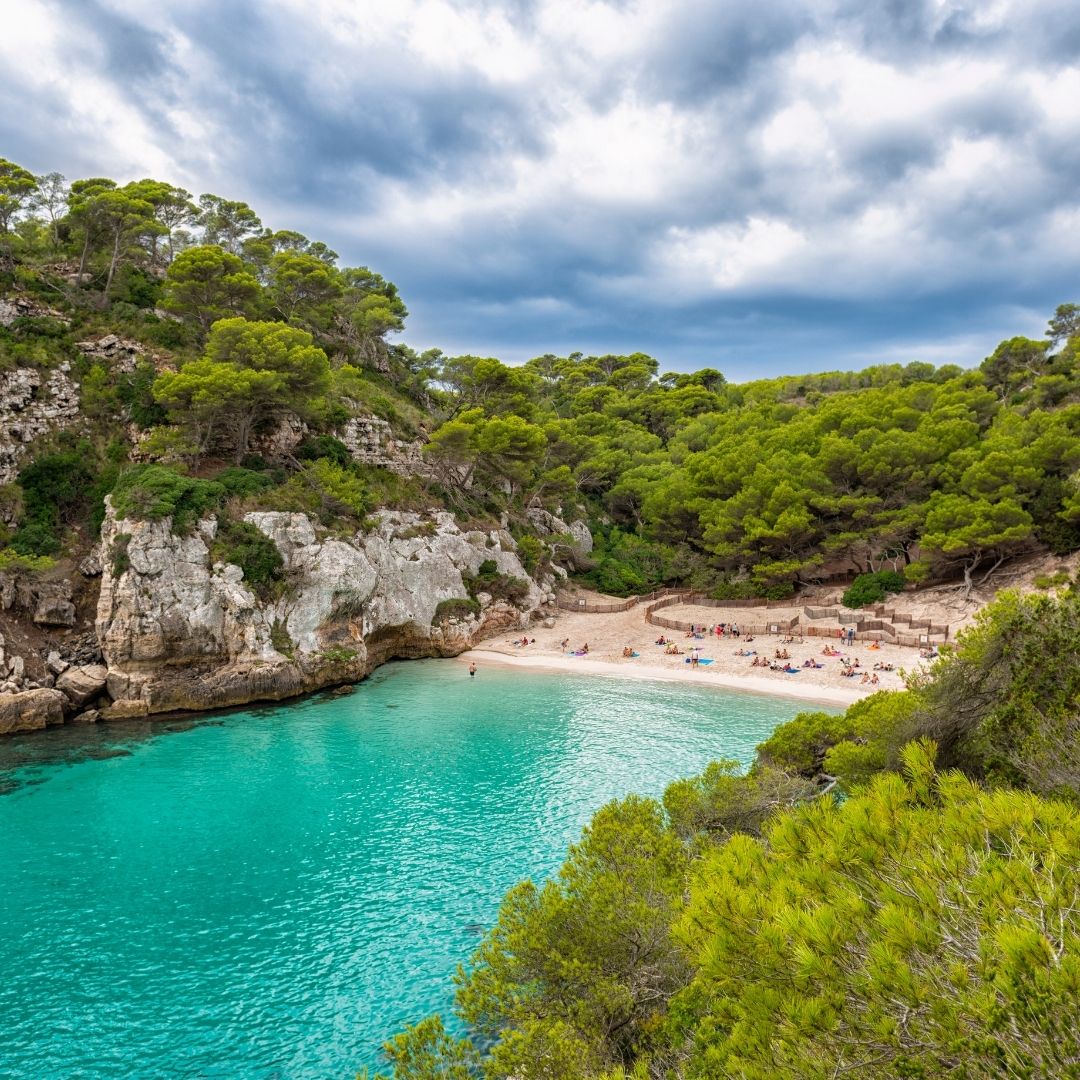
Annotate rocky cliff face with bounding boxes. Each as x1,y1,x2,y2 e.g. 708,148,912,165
96,503,554,716
0,365,81,485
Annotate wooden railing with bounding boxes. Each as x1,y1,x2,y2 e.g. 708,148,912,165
555,587,693,614
558,588,950,645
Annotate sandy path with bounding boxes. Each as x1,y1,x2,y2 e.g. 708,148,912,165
459,601,929,708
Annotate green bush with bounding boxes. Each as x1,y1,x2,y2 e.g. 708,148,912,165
0,547,55,573
463,561,531,605
709,579,758,601
111,464,224,532
110,533,132,576
755,710,860,775
295,434,353,467
319,646,357,663
270,618,294,658
11,447,96,555
215,467,276,499
842,569,906,608
433,597,481,624
266,459,369,524
210,518,284,597
755,580,796,600
116,362,167,429
514,533,544,574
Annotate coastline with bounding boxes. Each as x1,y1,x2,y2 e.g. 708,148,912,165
458,649,870,707
456,597,926,709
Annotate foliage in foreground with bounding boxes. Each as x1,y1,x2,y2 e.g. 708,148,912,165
376,586,1080,1079
378,743,1080,1080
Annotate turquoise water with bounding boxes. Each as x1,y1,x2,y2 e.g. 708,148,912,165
0,660,813,1078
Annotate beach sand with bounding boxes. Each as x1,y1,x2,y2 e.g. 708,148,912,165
460,600,928,707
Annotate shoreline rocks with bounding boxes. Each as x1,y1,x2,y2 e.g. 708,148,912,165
92,502,554,719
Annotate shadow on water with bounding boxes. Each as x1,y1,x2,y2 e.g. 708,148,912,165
0,665,405,796
0,716,213,795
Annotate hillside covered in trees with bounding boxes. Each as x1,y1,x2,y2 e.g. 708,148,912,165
2,156,1080,603
4,159,1080,1078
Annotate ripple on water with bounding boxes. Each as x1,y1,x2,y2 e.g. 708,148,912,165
0,659,821,1078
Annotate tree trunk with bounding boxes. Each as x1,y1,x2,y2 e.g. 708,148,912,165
105,229,121,294
77,233,91,285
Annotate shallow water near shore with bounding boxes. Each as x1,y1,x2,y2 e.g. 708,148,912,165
0,660,820,1078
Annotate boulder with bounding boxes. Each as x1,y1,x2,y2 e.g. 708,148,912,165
99,698,149,721
71,708,100,725
55,664,109,707
0,688,67,734
79,550,103,578
46,651,69,676
33,597,76,627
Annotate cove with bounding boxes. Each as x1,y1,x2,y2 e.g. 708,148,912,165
0,660,819,1078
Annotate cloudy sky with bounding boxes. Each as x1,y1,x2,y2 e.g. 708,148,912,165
3,0,1079,378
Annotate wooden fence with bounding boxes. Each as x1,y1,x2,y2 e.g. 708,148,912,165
555,587,693,614
559,588,950,646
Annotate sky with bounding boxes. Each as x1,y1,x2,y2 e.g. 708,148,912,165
3,0,1079,380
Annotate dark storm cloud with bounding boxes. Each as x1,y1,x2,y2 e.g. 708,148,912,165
2,0,1078,376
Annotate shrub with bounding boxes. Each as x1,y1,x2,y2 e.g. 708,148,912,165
266,458,369,524
755,580,796,600
463,561,531,605
514,533,544,574
116,362,167,429
842,569,906,608
295,434,353,467
211,518,284,597
215,467,276,499
433,597,481,624
11,447,96,555
755,710,860,775
0,548,55,573
319,646,357,664
111,464,224,532
709,579,758,601
110,533,132,576
270,618,294,658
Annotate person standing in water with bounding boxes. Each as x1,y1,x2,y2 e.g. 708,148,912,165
468,662,477,677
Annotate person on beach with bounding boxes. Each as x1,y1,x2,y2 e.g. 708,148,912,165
847,626,856,646
560,638,570,652
468,662,477,677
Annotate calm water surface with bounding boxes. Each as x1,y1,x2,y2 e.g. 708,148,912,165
0,660,817,1078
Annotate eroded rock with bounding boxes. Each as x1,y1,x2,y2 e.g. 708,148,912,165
95,501,547,716
33,597,76,627
55,664,109,707
0,688,67,734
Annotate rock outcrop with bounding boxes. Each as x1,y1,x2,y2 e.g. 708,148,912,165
337,415,429,477
0,364,81,484
96,502,553,715
55,664,109,707
0,688,67,734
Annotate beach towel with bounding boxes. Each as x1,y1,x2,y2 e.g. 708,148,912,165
697,658,713,665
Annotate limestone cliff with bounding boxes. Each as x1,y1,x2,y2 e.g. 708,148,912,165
96,502,554,716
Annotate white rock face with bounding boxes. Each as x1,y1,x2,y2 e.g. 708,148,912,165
337,415,430,477
0,365,81,484
96,501,548,714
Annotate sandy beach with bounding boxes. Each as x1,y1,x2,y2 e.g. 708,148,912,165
460,599,931,707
